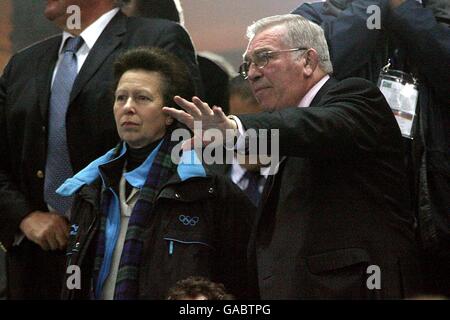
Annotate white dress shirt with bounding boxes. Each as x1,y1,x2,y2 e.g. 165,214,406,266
51,8,120,84
230,160,268,194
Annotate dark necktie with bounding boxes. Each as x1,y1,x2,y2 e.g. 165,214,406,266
243,170,263,206
44,36,84,214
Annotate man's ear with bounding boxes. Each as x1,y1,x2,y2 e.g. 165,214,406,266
301,49,320,77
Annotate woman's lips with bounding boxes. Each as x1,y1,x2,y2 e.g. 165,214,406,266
122,121,139,127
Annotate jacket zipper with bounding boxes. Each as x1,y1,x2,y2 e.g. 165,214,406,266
169,240,174,255
65,207,98,300
164,238,215,256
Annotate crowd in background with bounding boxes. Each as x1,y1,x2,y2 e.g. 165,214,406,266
0,0,449,300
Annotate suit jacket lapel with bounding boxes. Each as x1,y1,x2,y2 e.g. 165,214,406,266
309,77,338,107
37,36,61,121
69,11,127,104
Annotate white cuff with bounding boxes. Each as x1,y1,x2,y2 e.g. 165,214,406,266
227,115,247,153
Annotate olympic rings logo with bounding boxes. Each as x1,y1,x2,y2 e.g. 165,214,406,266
178,215,200,226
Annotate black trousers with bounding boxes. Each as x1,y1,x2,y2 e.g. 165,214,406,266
7,239,66,300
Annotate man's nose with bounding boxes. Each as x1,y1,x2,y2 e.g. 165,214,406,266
247,63,262,82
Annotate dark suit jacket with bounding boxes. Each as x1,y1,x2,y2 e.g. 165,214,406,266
0,11,201,298
239,77,421,299
293,0,450,295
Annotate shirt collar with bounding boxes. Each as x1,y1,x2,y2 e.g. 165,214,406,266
231,158,270,184
59,8,120,54
298,74,330,108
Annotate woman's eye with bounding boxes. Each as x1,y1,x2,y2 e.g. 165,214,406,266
138,95,151,102
116,95,127,102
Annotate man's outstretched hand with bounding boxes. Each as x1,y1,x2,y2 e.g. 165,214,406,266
162,96,238,150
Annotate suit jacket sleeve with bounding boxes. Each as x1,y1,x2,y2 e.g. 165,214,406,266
0,58,33,249
388,0,450,104
238,78,399,160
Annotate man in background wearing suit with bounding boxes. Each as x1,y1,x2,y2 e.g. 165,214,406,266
163,14,421,299
0,0,201,299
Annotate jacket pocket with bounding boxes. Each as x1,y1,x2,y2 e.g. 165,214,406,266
138,232,216,299
306,248,370,274
164,237,215,256
304,248,373,299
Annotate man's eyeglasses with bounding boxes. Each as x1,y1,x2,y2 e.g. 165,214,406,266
239,47,308,79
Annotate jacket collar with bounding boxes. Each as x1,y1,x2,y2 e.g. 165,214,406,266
57,142,207,197
69,11,127,105
177,149,207,181
98,140,164,191
57,145,123,196
309,76,338,107
36,35,62,122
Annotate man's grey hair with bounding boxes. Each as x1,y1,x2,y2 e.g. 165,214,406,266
246,14,333,74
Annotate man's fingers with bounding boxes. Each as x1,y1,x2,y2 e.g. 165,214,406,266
46,233,59,251
173,95,202,118
212,106,229,121
162,107,194,128
192,96,213,116
55,216,70,250
39,240,50,251
54,229,68,250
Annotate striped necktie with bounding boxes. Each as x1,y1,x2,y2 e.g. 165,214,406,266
44,36,84,215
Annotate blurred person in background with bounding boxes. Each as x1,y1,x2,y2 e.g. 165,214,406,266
167,276,235,300
121,0,234,113
293,0,450,297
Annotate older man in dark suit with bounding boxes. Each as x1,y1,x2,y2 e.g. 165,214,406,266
0,0,201,299
163,14,421,299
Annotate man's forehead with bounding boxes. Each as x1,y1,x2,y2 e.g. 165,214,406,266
244,25,288,58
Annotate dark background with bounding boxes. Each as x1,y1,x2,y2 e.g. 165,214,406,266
0,0,315,72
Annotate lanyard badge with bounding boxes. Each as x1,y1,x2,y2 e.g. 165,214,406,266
377,62,419,139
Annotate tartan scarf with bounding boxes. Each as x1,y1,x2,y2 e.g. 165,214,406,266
93,135,178,299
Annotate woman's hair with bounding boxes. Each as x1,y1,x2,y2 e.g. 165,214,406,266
113,47,195,109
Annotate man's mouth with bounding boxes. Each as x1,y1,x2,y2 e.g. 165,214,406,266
253,86,270,94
